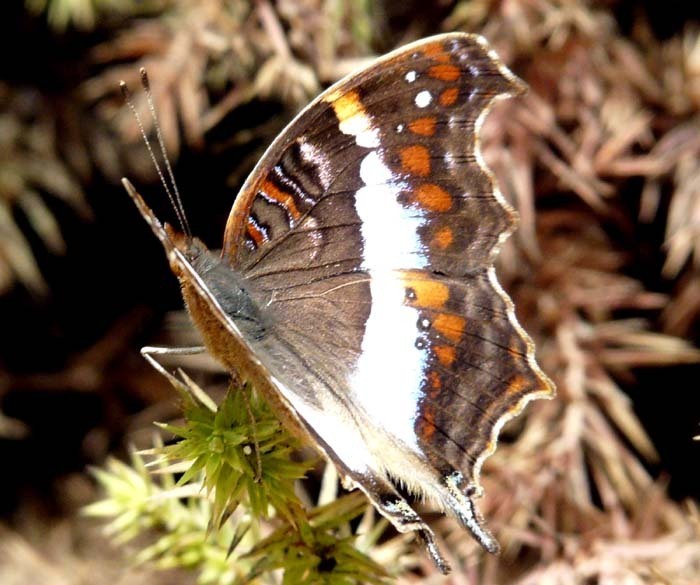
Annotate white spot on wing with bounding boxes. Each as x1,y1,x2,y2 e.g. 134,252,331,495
415,90,432,108
337,111,380,148
405,70,418,83
356,152,425,270
355,126,380,148
359,150,393,186
351,150,427,451
298,138,333,190
301,215,323,261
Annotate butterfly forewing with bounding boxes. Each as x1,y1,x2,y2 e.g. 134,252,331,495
224,34,524,276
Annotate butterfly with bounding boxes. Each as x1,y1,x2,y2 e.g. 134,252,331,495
122,32,555,573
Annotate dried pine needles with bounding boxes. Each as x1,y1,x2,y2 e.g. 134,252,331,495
1,1,699,583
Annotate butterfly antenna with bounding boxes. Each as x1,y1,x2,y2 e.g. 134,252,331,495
120,72,191,237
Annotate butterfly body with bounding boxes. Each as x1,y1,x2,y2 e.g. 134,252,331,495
124,32,555,573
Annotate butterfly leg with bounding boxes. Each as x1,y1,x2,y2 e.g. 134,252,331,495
140,345,219,412
140,345,207,380
141,345,207,356
342,471,451,574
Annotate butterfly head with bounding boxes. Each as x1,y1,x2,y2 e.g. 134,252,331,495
121,178,200,276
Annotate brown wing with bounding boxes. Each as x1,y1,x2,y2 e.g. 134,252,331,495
212,33,553,567
398,268,553,483
222,32,526,280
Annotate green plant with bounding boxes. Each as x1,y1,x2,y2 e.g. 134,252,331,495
86,376,394,584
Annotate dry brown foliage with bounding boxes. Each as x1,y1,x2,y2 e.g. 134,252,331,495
1,1,699,583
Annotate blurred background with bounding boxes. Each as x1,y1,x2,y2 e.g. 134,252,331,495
0,0,699,583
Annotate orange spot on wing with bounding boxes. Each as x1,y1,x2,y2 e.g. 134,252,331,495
432,226,454,249
325,89,364,122
434,344,456,367
400,145,431,176
439,87,459,106
414,184,452,212
409,116,437,136
245,219,265,247
402,275,449,309
507,374,531,395
427,371,442,398
417,406,436,441
260,179,302,221
422,44,451,63
429,64,461,82
433,313,466,343
325,89,376,143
